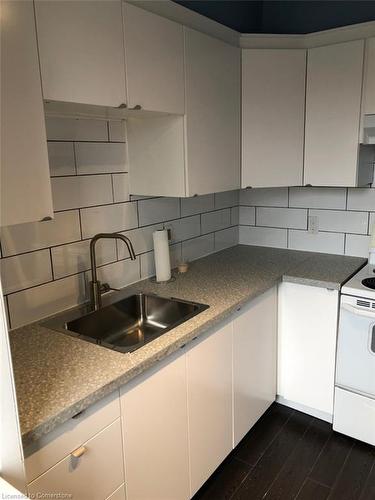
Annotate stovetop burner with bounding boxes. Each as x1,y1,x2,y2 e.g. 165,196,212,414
361,277,375,290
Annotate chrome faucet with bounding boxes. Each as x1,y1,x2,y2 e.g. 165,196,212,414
90,233,136,310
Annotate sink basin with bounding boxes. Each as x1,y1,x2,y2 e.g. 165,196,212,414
47,293,208,353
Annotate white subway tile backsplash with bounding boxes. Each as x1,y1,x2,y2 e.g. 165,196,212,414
109,120,126,142
231,206,239,226
47,142,76,177
201,209,231,234
75,142,127,174
239,226,287,248
182,234,215,262
181,194,214,217
81,202,138,238
118,224,162,258
8,274,86,329
239,206,255,226
289,230,345,255
289,187,346,209
45,117,108,141
112,173,130,203
87,258,140,290
51,175,113,211
215,226,239,251
345,234,371,258
347,188,375,211
309,209,368,234
138,197,180,226
240,188,288,207
1,211,81,257
214,190,239,209
0,250,52,294
257,207,307,230
51,239,117,279
166,216,200,244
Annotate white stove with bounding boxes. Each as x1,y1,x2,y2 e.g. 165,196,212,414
341,263,375,300
333,263,375,446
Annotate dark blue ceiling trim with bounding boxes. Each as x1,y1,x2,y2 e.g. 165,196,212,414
174,1,375,35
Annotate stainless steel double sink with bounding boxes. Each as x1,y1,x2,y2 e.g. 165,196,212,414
45,293,209,354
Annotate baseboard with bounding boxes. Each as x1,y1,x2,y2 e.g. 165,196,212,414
276,395,333,424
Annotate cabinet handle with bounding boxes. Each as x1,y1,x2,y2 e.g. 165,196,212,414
118,103,127,109
40,216,53,222
71,446,87,459
129,104,142,110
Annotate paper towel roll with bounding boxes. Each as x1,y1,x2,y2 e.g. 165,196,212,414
153,229,171,282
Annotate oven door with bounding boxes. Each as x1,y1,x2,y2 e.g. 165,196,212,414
336,295,375,398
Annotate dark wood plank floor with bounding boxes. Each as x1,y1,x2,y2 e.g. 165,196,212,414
193,403,375,500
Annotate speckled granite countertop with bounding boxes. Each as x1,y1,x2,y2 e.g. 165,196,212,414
10,245,365,447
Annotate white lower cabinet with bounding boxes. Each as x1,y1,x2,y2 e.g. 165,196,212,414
28,419,124,500
277,282,339,421
186,322,233,496
24,289,279,500
233,287,277,446
120,353,190,500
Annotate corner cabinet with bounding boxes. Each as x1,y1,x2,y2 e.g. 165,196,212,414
34,0,126,107
241,49,306,188
233,286,277,446
127,28,240,197
123,3,185,114
1,0,53,227
363,37,375,115
186,322,233,496
304,40,364,187
277,282,339,422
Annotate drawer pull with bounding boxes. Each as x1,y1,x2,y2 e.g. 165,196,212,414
71,446,87,459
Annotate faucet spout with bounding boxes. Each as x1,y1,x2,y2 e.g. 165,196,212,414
90,232,136,310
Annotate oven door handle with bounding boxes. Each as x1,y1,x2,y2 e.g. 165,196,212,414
341,303,375,319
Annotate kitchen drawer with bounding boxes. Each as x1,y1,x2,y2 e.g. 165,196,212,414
25,390,120,482
28,419,124,500
333,387,375,446
106,483,126,500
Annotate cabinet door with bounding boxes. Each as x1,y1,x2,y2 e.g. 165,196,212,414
304,40,364,187
278,282,339,420
35,0,126,107
28,419,124,500
364,37,375,115
123,3,185,114
242,50,306,188
186,323,233,497
185,28,240,196
120,353,189,500
1,0,53,226
233,287,277,447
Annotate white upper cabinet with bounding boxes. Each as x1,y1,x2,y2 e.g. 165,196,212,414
363,37,375,115
34,0,126,107
304,40,365,187
242,49,306,188
128,29,240,197
184,28,240,195
1,0,53,227
123,3,185,114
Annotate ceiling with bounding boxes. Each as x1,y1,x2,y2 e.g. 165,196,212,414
174,1,375,34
